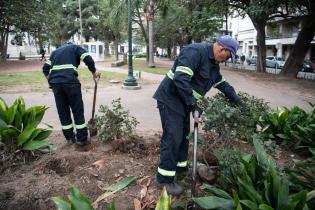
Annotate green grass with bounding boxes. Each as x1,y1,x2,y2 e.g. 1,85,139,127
0,68,129,92
121,58,169,75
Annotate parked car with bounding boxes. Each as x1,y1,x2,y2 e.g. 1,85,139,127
266,56,285,68
300,60,315,73
246,55,257,65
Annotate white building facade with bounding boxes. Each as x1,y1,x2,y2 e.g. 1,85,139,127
230,14,315,60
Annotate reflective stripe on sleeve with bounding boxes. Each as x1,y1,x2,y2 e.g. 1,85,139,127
193,90,203,101
62,124,73,130
158,167,176,177
175,66,194,77
213,77,226,88
51,64,77,71
166,70,174,80
80,53,89,61
46,59,51,65
177,161,187,167
75,123,87,129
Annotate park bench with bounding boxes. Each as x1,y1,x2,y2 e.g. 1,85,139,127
111,60,125,67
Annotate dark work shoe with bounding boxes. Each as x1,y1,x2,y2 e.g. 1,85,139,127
76,140,89,146
66,138,75,145
156,181,184,196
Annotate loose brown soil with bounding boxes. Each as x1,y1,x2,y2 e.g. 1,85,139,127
0,130,300,210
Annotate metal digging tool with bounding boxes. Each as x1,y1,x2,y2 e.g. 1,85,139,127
88,76,100,137
191,110,199,207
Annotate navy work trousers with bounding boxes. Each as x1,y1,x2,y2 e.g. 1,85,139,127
157,101,190,183
51,83,88,142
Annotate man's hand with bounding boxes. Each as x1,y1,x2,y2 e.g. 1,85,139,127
93,71,101,79
191,103,203,117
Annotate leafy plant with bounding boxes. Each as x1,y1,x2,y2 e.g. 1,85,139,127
213,149,245,190
94,98,139,142
202,92,270,141
0,97,52,152
259,103,315,154
51,187,94,210
155,187,171,210
285,148,315,191
193,136,314,209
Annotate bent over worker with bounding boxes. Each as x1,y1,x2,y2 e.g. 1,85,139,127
42,42,101,146
153,35,243,195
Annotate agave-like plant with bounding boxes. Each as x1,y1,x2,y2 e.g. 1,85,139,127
193,137,315,210
0,97,52,152
51,187,94,210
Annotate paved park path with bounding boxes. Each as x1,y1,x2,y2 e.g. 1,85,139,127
0,58,314,132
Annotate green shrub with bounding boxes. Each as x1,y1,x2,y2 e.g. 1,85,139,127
0,97,52,152
202,92,270,141
51,187,94,210
134,53,146,58
94,98,139,142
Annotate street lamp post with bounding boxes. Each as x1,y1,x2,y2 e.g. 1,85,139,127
123,0,140,89
78,0,83,45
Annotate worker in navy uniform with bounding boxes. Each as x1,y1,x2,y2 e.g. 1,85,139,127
153,35,243,195
42,42,101,146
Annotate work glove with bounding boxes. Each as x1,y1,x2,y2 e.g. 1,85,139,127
93,71,101,79
191,103,203,118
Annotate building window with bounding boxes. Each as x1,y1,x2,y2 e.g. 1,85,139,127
91,45,96,53
99,45,103,55
83,44,89,52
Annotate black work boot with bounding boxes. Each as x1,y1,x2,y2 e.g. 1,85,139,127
76,139,89,146
156,181,184,196
66,138,76,145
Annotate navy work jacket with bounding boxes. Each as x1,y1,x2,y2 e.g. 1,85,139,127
153,43,241,116
42,43,96,84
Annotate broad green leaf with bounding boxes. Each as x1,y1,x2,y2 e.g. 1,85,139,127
237,178,262,204
33,130,52,141
288,190,307,209
22,140,52,151
258,204,274,210
5,104,18,125
17,122,37,146
68,187,94,210
307,190,315,201
240,199,258,210
0,97,8,120
202,184,232,199
105,176,137,192
192,196,235,209
51,196,71,210
155,187,171,210
106,202,116,210
0,118,8,130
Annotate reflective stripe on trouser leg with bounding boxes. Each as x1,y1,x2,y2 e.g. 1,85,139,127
156,102,188,183
52,85,75,140
66,84,88,142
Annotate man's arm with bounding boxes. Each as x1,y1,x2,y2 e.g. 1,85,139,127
172,47,201,107
42,59,52,80
76,46,101,78
214,75,243,106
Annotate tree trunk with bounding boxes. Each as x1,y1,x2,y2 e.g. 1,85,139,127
0,27,9,60
104,41,110,57
252,18,267,73
147,0,155,67
114,37,119,61
167,45,171,59
281,15,315,77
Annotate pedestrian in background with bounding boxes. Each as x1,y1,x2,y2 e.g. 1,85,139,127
42,42,101,146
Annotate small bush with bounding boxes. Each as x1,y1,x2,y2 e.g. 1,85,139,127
94,98,139,142
202,92,270,141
